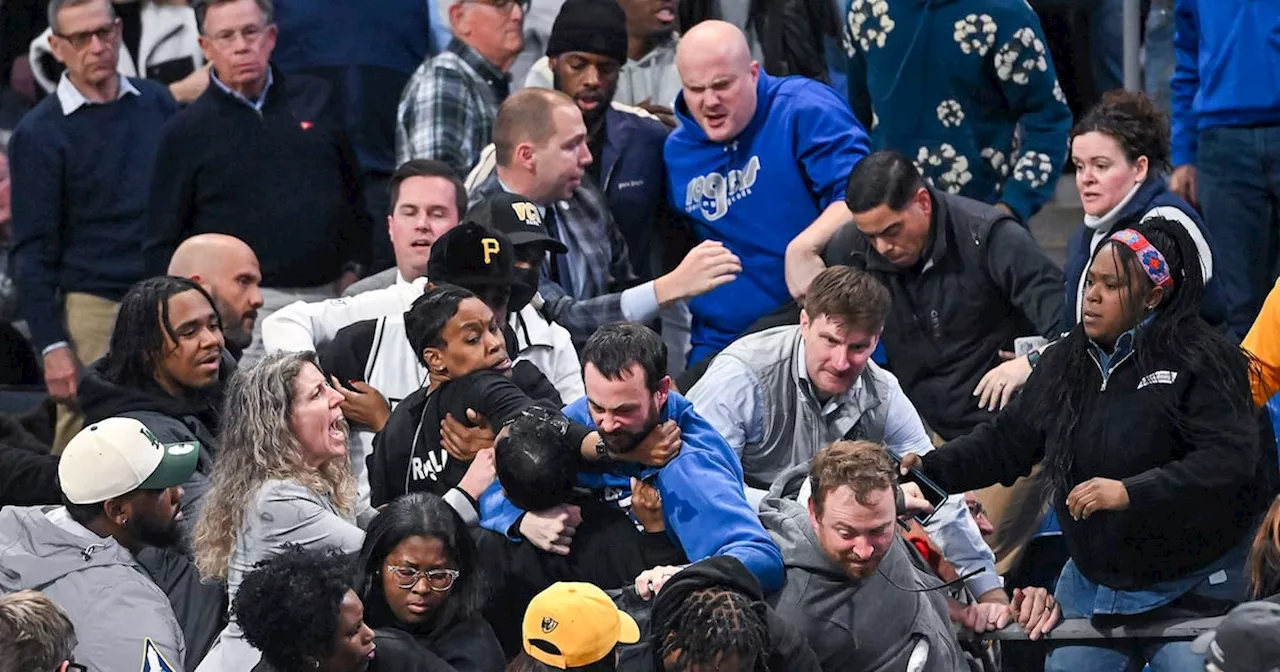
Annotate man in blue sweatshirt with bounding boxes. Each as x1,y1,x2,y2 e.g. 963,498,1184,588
481,322,784,593
665,20,869,366
10,0,177,452
1170,0,1280,338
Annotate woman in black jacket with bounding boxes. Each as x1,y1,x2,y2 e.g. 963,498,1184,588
904,216,1272,671
356,493,506,672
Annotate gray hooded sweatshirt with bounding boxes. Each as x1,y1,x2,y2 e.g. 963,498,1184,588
759,463,971,672
0,506,186,672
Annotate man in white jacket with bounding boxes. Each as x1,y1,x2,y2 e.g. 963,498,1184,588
262,190,583,403
0,416,198,672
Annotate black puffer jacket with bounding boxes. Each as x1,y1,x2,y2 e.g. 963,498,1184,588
678,0,838,82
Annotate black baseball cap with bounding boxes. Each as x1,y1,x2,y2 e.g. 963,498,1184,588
465,192,568,254
427,222,516,289
1192,600,1280,672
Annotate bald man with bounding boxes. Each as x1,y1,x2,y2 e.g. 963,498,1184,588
467,87,741,348
168,234,264,356
665,21,869,365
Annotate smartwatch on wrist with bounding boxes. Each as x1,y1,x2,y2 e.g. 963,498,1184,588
1027,349,1042,370
594,436,610,460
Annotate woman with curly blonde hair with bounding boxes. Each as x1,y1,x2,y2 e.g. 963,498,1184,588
1249,496,1280,601
193,351,364,672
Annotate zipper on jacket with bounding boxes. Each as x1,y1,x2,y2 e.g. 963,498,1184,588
1089,348,1136,392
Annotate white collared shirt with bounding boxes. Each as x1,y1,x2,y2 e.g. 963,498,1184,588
209,67,273,112
55,73,140,116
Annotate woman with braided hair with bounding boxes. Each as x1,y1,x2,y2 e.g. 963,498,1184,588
903,216,1277,670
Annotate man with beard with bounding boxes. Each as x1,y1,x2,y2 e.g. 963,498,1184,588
468,88,740,349
480,322,783,593
167,233,264,360
759,440,1061,671
77,276,231,530
0,416,195,672
485,0,677,280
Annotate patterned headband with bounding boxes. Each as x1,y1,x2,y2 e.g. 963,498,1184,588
1109,229,1174,290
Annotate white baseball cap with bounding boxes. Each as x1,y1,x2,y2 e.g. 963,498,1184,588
59,417,200,505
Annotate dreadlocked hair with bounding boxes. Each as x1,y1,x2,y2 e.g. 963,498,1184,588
659,587,770,672
1021,215,1258,500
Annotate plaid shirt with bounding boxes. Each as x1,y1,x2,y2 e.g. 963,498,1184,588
467,152,645,346
395,38,511,177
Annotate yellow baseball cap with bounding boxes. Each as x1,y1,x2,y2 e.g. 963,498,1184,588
522,582,641,668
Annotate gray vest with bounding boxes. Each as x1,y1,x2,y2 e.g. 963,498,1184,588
718,325,895,488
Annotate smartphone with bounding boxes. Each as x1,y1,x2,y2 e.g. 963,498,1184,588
889,453,949,525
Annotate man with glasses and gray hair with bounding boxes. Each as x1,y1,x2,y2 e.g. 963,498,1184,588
395,0,527,177
0,590,82,672
145,0,373,366
10,0,179,453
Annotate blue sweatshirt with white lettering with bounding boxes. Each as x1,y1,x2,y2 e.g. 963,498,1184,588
665,71,869,364
480,392,785,592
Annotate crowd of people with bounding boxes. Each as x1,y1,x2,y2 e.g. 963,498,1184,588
1,0,1280,671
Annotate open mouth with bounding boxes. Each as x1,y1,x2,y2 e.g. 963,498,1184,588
366,642,376,660
328,416,346,440
410,239,432,249
491,357,512,372
198,352,221,371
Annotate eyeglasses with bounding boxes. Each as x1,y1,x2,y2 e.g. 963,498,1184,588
206,23,270,48
385,565,460,591
54,20,118,50
464,0,530,13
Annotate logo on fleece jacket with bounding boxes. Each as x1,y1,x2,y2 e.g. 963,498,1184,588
684,155,761,221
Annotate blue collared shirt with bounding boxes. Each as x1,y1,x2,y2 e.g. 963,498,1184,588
55,73,140,116
210,67,274,111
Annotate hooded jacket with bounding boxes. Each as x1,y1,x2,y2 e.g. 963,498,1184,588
666,70,869,363
758,463,969,672
612,555,822,672
77,356,228,530
0,506,187,672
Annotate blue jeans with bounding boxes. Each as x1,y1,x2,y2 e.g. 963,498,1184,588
1196,124,1280,338
1044,539,1250,672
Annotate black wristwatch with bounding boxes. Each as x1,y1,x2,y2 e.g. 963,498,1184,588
594,436,610,460
1027,349,1042,370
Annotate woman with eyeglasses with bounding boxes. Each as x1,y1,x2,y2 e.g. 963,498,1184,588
355,493,505,672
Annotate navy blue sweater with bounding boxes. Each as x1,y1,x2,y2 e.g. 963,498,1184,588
10,78,176,350
144,68,370,287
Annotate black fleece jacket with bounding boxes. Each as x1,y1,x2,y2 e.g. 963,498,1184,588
921,339,1270,590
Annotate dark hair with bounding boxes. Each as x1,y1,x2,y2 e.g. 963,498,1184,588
496,405,577,512
388,159,468,218
1022,216,1257,499
235,546,355,672
193,0,274,34
356,493,491,631
580,323,667,392
844,151,926,214
800,266,890,334
101,276,220,390
61,493,104,528
658,587,769,672
493,89,577,166
1071,89,1171,174
404,283,478,366
507,650,618,672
